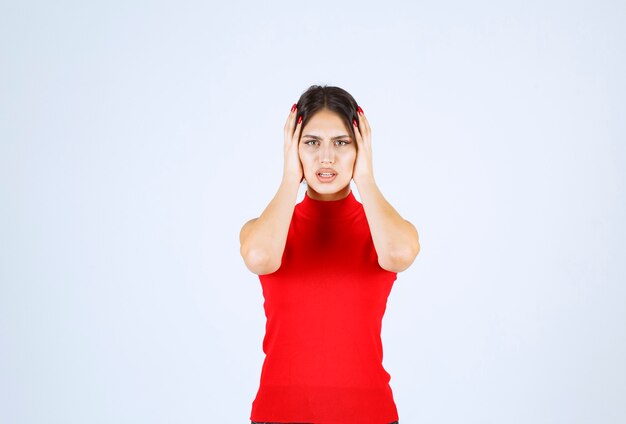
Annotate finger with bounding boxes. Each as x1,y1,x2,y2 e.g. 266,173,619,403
361,116,370,134
285,104,297,128
357,112,371,137
357,106,371,134
292,114,304,144
352,118,363,145
284,104,297,141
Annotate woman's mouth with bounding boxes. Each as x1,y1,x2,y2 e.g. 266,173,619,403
316,171,337,183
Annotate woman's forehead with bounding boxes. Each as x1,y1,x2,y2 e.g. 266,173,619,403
304,113,350,134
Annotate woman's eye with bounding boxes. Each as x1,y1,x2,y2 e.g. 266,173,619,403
303,140,349,146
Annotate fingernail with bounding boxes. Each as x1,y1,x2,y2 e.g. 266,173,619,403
357,106,363,115
291,103,297,113
353,119,357,127
298,116,302,124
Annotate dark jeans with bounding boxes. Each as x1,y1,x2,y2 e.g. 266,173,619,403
251,422,399,424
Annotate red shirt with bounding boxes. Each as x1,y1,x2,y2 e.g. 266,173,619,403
250,190,399,424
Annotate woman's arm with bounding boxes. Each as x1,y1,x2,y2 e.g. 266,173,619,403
357,176,420,273
239,177,300,275
240,105,304,275
351,109,420,273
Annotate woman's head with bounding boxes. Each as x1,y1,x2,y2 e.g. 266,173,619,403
295,85,360,201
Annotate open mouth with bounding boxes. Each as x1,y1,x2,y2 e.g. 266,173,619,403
316,171,337,182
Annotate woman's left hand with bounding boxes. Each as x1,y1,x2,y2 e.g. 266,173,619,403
352,107,375,186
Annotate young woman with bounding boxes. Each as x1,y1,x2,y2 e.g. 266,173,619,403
240,85,420,424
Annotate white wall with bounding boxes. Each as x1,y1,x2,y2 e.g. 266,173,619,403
1,0,624,423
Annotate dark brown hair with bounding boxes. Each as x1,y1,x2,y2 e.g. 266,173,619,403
295,85,360,142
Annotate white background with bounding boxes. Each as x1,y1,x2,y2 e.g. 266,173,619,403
1,0,625,423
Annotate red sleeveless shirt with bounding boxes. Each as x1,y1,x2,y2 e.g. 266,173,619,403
250,189,399,424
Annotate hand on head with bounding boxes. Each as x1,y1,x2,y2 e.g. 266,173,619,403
283,103,304,184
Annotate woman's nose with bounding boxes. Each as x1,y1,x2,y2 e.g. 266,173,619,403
320,143,334,164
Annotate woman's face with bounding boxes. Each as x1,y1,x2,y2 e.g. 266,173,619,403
298,108,357,201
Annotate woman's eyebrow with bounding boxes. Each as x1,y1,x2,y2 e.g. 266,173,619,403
302,134,352,139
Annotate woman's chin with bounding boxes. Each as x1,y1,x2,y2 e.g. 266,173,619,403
305,178,351,195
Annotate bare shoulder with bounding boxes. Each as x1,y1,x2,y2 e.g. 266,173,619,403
239,217,259,245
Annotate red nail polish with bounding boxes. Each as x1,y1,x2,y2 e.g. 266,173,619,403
298,116,302,124
353,119,357,127
357,106,363,115
291,103,297,113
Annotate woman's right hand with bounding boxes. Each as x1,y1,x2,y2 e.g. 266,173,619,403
282,104,304,183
